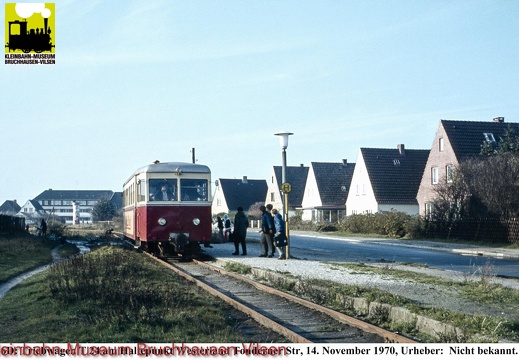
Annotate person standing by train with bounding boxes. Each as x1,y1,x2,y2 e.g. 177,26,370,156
215,216,224,243
258,204,275,257
223,214,232,240
232,207,249,256
271,208,286,260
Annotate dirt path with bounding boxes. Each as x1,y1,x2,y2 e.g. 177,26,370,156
0,246,64,299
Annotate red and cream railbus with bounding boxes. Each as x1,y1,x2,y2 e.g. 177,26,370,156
123,161,212,257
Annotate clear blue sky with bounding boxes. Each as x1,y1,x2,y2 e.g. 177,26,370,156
2,0,518,205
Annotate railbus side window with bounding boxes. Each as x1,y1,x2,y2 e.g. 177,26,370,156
138,180,146,202
180,179,208,201
149,179,178,201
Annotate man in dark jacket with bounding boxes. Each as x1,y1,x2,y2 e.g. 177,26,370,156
232,206,249,256
259,204,275,257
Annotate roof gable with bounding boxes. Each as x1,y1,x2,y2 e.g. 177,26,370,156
311,162,355,206
361,147,429,204
441,120,519,160
28,200,45,212
219,178,267,211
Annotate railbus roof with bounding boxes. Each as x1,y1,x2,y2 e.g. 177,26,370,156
124,162,211,186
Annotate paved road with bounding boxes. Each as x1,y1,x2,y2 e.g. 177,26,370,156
246,230,519,278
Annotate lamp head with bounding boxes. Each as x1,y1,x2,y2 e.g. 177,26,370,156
274,131,294,149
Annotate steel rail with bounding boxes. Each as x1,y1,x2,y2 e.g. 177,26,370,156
193,259,416,344
142,252,311,343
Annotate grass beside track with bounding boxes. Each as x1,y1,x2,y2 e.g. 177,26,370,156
0,234,56,283
226,261,519,342
0,245,282,343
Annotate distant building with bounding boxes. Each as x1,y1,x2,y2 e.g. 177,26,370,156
32,189,121,224
16,199,46,225
0,200,21,215
212,177,267,215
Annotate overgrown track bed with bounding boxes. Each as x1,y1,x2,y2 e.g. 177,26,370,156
144,253,414,343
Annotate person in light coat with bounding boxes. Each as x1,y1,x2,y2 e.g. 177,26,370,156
271,208,286,260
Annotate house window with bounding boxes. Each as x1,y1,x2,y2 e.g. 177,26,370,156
484,133,496,143
439,137,444,152
425,203,434,219
446,165,454,183
431,167,439,184
270,192,275,202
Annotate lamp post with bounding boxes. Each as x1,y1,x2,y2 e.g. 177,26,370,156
274,131,293,259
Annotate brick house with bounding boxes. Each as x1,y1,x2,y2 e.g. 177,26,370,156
416,117,519,217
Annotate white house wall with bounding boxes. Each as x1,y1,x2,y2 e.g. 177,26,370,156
211,183,229,215
301,165,321,221
346,151,378,215
265,170,283,211
378,204,419,215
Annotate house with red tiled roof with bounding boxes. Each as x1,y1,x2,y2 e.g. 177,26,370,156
346,144,429,215
417,117,519,217
300,160,355,222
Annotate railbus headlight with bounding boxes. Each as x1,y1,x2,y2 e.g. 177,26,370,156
158,218,167,226
192,218,201,226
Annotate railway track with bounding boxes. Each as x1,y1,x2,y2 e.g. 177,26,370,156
143,252,416,344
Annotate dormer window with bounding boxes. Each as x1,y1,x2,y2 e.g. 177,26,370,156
484,133,496,143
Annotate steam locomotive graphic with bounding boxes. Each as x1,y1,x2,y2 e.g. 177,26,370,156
5,17,54,53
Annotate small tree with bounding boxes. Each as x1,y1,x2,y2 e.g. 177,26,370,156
461,154,519,218
92,198,116,222
430,167,471,223
247,201,264,220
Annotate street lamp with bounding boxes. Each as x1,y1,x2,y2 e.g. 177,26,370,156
274,131,293,259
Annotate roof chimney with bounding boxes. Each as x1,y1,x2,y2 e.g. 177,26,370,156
242,176,248,183
397,144,405,156
342,159,348,165
493,117,504,123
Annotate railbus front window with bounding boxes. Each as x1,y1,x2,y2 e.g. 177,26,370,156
149,179,178,201
180,179,208,201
